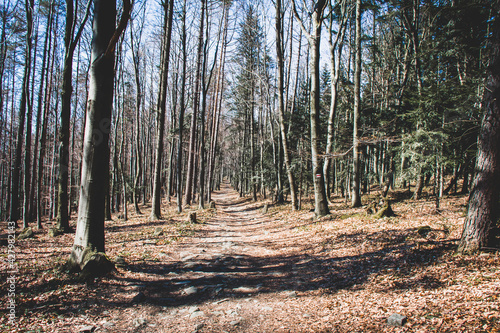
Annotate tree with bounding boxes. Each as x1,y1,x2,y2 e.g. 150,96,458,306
9,0,34,226
292,0,330,217
150,0,174,220
67,0,130,270
323,0,349,200
232,5,263,202
56,0,91,233
177,0,188,213
184,0,206,206
276,0,298,210
458,0,500,254
351,0,362,208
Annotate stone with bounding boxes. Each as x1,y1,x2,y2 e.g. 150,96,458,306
189,311,205,319
233,286,259,294
184,261,198,269
18,227,34,240
374,199,396,218
183,286,198,295
102,322,115,328
78,251,115,281
230,320,241,326
387,313,407,326
188,306,200,313
133,317,147,327
287,291,298,298
194,323,204,331
417,226,432,237
78,326,95,333
131,291,146,303
153,227,164,237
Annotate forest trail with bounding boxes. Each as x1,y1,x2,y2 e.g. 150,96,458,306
5,182,499,332
128,182,329,332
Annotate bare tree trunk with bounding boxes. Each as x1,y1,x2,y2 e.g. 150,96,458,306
177,0,187,213
130,15,146,215
324,0,349,200
150,0,174,220
184,0,205,206
22,0,35,228
351,0,362,208
9,0,34,226
292,0,329,217
69,0,130,269
458,1,500,254
276,0,298,210
57,0,91,232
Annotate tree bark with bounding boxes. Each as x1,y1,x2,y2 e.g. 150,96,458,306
351,0,362,208
9,0,34,225
458,1,500,254
150,0,174,220
276,0,298,210
292,0,329,217
184,0,205,206
57,0,91,232
69,0,129,268
177,0,188,213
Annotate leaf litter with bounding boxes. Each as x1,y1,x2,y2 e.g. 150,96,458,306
0,184,499,332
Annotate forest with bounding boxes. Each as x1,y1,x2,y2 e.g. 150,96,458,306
1,0,499,331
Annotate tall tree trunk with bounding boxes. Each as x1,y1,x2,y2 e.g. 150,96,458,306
276,0,298,210
69,0,130,268
22,0,35,228
150,0,174,220
184,0,205,206
324,1,348,200
57,0,91,232
9,0,34,226
351,0,362,208
292,0,329,217
30,0,54,222
177,0,187,213
458,1,500,254
130,19,144,215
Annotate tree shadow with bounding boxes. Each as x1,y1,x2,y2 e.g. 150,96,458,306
8,227,458,317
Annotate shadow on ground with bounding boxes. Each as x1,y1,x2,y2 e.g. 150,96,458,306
12,227,457,316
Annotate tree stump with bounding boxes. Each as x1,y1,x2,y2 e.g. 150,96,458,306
374,199,395,218
209,201,216,209
48,228,63,237
188,212,197,224
262,204,269,214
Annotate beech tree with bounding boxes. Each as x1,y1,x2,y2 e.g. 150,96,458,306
56,0,91,233
150,0,174,220
292,0,330,217
68,0,130,270
276,0,298,210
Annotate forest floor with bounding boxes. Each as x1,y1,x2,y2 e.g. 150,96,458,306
1,182,500,332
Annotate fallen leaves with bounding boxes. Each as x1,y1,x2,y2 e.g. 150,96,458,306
0,186,499,332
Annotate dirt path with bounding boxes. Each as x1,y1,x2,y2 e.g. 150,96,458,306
137,183,325,333
6,182,499,332
107,183,333,333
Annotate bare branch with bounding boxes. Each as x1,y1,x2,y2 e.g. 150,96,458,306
104,0,133,58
